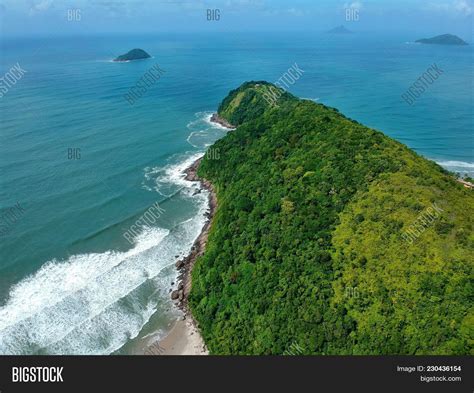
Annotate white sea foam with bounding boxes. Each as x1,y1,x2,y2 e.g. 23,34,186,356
0,152,211,355
186,111,232,148
186,131,211,148
143,112,221,192
161,152,205,189
0,228,168,330
202,112,235,131
144,152,204,197
436,160,474,175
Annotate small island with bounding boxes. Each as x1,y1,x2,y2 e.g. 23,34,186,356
416,34,468,46
113,48,151,62
327,25,352,34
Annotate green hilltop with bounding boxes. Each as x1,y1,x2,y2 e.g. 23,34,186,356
189,81,474,355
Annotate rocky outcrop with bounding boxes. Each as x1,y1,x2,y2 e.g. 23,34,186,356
210,113,235,129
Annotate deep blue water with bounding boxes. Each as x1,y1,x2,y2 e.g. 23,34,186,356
0,32,472,354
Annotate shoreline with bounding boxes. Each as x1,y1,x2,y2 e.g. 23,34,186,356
457,178,474,189
147,157,215,355
143,113,229,355
210,113,235,129
143,157,215,355
180,157,218,302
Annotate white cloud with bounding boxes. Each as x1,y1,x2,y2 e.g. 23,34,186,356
286,8,306,16
454,0,473,15
32,0,53,11
344,1,363,10
28,0,53,16
225,0,265,9
427,0,473,16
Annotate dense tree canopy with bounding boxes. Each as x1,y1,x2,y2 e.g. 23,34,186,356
189,81,474,355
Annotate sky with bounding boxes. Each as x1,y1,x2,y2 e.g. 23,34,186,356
0,0,472,37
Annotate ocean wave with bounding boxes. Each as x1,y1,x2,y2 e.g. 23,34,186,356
142,112,220,200
186,111,231,148
143,152,204,197
436,160,474,175
0,151,211,355
201,111,234,131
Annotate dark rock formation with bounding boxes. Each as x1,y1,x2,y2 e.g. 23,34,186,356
113,48,151,62
416,34,468,46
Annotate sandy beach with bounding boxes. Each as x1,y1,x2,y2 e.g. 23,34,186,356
149,318,208,355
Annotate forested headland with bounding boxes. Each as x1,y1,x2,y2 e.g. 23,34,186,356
189,81,473,355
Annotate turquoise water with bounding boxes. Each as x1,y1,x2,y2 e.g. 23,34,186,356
0,32,472,354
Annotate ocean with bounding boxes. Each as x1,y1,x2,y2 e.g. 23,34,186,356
0,31,472,354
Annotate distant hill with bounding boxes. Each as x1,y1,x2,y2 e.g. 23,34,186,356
416,34,468,46
189,81,474,355
113,48,151,62
327,25,352,34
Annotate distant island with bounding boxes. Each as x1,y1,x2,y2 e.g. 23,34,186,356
416,34,468,46
327,25,352,34
113,48,151,62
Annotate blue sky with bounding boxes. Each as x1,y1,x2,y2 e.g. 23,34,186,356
0,0,472,37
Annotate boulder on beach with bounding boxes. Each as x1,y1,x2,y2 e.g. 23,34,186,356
171,290,180,300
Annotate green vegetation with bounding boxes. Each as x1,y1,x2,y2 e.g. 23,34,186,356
189,81,474,355
461,175,474,183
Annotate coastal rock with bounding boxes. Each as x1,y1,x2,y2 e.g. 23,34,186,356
171,290,180,300
210,113,235,129
175,260,185,269
178,290,184,301
178,282,184,291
